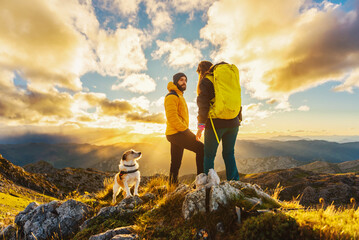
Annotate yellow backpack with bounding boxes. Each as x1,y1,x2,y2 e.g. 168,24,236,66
207,63,241,119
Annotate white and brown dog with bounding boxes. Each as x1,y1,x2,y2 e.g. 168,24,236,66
112,149,141,203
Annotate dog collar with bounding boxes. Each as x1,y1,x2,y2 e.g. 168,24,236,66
119,168,139,179
124,164,136,167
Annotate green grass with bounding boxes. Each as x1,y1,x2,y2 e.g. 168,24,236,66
2,175,359,240
286,206,359,240
0,189,57,227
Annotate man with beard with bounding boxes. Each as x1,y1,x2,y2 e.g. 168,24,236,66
164,72,204,184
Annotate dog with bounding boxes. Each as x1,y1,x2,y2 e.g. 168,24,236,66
112,149,141,204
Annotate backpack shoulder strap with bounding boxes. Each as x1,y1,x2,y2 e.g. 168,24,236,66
166,90,179,98
210,61,228,73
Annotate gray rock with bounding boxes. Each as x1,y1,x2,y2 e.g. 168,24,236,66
182,188,207,220
170,184,191,197
111,234,138,240
89,226,134,240
82,196,143,230
119,196,143,208
182,181,281,220
14,199,92,240
210,182,243,211
0,224,17,240
216,222,225,233
141,192,156,202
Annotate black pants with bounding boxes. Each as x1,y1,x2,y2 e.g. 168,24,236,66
166,129,204,184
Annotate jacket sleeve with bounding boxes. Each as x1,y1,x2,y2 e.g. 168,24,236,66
197,78,215,124
164,95,188,132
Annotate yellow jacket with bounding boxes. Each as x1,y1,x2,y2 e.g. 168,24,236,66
164,82,189,135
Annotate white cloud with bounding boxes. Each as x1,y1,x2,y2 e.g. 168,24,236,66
200,0,359,100
171,0,216,14
112,73,156,93
130,96,151,110
152,38,203,68
96,26,148,76
242,103,273,125
298,105,310,111
145,0,173,35
102,0,142,17
333,69,359,93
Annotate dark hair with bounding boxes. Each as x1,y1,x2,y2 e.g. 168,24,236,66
196,61,213,95
173,72,187,85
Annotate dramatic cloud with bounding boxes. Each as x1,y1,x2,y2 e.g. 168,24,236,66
201,0,359,101
126,112,165,123
112,74,156,93
145,0,173,35
152,38,202,68
171,0,215,14
73,92,164,124
96,27,148,76
333,69,359,93
0,69,73,123
101,0,142,17
242,103,273,125
0,0,91,91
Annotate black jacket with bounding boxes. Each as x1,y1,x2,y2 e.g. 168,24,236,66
197,77,242,129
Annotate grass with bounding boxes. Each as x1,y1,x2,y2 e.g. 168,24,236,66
2,175,359,240
286,206,359,240
0,188,57,228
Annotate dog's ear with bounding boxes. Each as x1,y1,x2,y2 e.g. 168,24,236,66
122,153,127,160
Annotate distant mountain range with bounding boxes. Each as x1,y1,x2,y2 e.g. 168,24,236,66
1,139,359,176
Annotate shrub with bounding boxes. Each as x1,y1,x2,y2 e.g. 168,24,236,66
235,212,304,240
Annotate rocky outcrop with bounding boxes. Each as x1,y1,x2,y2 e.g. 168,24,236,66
81,196,144,230
89,226,137,240
24,160,115,194
182,181,280,220
14,199,92,240
0,157,60,197
242,168,359,206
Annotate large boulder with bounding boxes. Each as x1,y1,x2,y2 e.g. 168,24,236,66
14,199,92,240
81,196,143,230
182,181,280,220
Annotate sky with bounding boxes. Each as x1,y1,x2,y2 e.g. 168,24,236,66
0,0,359,145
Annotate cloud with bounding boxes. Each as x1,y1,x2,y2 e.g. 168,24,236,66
201,0,359,100
0,0,151,93
171,0,216,14
145,0,173,35
112,74,156,93
101,0,142,17
333,69,359,93
298,105,310,111
126,112,165,123
96,26,148,76
152,38,202,68
242,103,273,125
0,0,92,91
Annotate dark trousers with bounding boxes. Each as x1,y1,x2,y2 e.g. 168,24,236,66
166,129,204,184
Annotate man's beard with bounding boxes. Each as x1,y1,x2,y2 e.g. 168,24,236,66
176,83,186,92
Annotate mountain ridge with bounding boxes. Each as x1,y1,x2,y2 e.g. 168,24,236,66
1,139,359,176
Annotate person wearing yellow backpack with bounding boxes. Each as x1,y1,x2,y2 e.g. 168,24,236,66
195,61,242,181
